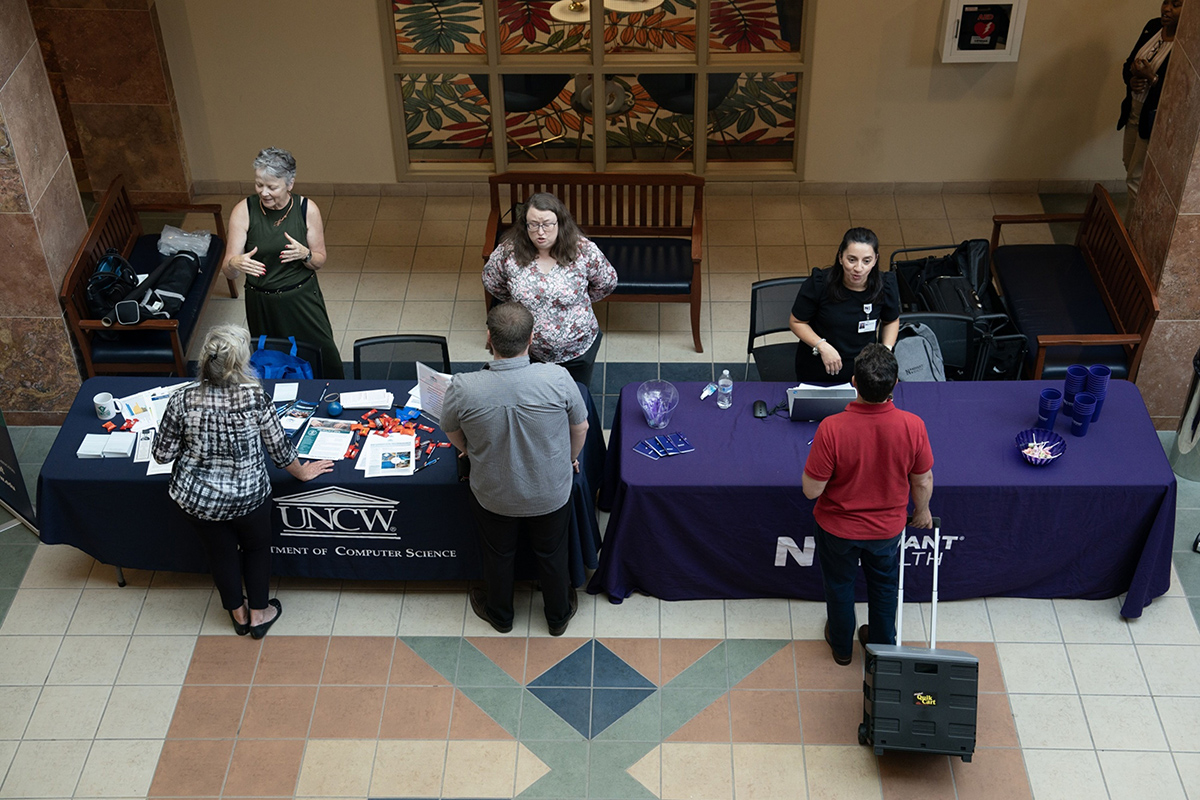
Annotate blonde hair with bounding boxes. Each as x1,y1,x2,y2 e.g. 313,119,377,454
198,325,255,388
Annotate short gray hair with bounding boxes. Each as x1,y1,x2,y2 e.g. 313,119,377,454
253,147,296,183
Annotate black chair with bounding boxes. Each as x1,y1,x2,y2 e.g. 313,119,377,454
636,73,740,159
748,276,805,382
469,74,571,160
254,336,324,379
353,335,451,381
899,311,1025,381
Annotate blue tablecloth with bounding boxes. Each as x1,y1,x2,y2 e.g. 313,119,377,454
590,380,1174,618
39,377,605,586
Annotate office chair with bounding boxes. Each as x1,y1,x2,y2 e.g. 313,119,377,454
748,276,805,382
469,74,571,160
254,336,324,379
353,334,451,381
636,73,740,159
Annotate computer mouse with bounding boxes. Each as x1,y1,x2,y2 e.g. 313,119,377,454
753,400,769,418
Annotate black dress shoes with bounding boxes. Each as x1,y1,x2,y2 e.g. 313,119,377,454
249,599,282,640
229,609,251,636
548,587,578,637
858,624,870,649
470,588,513,634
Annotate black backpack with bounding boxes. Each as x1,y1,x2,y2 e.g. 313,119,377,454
85,248,138,319
109,251,200,326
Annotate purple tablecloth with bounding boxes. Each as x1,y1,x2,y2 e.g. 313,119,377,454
590,380,1175,618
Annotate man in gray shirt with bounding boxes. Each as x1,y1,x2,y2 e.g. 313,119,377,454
442,302,589,636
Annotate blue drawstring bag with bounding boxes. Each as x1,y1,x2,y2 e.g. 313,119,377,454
249,336,314,380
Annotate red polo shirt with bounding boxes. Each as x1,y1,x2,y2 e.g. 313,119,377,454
803,400,933,539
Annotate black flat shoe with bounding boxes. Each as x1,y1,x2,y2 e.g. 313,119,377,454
229,609,251,636
470,588,512,634
249,599,282,640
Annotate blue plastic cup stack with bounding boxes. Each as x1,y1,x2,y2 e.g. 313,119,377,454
1036,388,1062,429
1086,365,1111,422
1071,391,1097,437
1063,364,1088,412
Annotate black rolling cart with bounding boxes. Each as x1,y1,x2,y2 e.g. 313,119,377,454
858,517,979,761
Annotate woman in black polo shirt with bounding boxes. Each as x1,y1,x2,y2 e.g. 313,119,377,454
789,227,900,384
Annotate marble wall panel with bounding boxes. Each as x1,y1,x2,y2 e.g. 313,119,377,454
0,316,80,420
1138,318,1200,425
0,0,36,87
29,7,167,105
1148,46,1200,209
0,213,63,317
0,109,30,213
31,156,86,287
0,41,68,209
1178,0,1200,88
73,102,187,200
1158,213,1200,320
1129,157,1177,287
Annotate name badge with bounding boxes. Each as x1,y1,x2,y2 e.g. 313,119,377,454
859,319,878,334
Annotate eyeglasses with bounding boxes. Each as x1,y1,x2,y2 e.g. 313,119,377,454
526,221,558,232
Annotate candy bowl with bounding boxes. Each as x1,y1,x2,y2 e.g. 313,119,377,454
636,380,679,429
1015,428,1066,466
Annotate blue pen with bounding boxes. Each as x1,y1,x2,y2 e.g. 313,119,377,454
414,457,439,473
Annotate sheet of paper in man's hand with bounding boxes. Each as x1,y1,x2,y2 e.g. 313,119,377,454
416,361,452,422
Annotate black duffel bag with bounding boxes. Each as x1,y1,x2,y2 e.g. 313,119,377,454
107,250,201,327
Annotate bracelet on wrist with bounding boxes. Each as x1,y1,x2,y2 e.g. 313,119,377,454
812,338,826,357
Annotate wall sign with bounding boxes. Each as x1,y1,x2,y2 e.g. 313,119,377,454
940,0,1028,63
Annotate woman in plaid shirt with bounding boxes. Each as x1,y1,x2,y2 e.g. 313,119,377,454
153,325,332,639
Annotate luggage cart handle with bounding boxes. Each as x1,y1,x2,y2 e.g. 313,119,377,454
898,516,941,648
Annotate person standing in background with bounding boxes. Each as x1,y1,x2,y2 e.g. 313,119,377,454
222,147,344,378
1119,0,1184,202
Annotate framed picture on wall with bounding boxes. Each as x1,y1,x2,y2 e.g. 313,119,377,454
939,0,1028,63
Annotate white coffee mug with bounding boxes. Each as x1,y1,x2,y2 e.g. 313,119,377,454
93,392,118,420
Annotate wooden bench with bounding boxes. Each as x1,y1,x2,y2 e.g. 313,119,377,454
59,174,236,378
484,171,705,352
989,183,1158,380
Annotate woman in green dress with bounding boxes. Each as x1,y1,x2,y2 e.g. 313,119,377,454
221,147,344,378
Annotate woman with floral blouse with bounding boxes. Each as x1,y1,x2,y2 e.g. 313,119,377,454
483,193,617,387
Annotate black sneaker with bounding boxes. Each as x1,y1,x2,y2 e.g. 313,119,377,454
548,587,579,637
470,588,512,634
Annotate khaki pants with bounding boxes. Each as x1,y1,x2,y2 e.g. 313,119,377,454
1123,98,1149,202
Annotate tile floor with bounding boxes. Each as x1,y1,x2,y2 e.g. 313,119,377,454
4,187,1199,798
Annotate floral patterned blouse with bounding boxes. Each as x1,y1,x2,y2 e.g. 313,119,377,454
482,236,618,363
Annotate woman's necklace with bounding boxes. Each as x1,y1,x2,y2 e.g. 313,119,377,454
259,195,294,228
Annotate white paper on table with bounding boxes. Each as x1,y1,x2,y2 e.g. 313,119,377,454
416,362,452,422
296,418,355,460
405,389,422,411
272,382,298,403
792,382,855,392
338,389,394,409
133,429,156,463
146,455,173,475
117,392,155,425
362,433,416,478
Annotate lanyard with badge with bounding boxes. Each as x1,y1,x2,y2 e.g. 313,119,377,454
858,302,878,335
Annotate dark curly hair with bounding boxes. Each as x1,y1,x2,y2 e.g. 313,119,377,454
503,193,583,266
825,227,883,303
854,343,898,403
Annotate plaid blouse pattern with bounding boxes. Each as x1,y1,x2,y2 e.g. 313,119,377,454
152,383,298,521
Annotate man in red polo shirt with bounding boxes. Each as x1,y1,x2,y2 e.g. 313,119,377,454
802,343,934,666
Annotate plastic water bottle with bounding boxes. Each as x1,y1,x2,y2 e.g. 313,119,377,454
717,370,733,409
